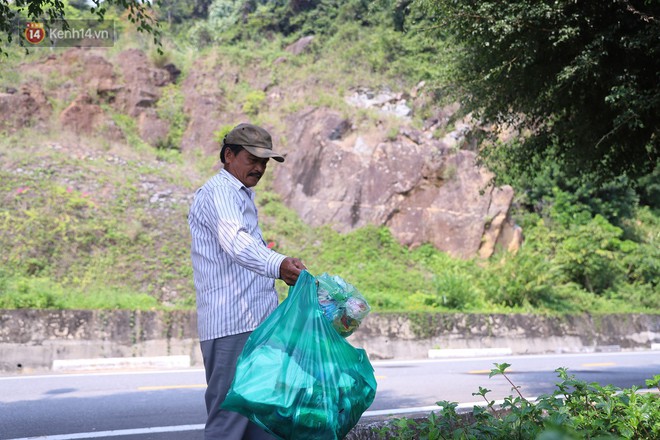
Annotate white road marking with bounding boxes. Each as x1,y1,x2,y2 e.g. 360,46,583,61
3,401,484,439
6,391,658,440
0,369,206,381
362,398,506,416
4,400,500,440
5,424,204,440
372,351,657,367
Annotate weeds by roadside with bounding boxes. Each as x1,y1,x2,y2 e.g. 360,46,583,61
375,364,660,439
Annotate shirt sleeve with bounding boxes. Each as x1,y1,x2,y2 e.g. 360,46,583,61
204,186,286,279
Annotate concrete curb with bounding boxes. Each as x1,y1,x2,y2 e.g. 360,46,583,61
51,349,513,373
52,355,191,372
47,343,637,372
428,348,513,358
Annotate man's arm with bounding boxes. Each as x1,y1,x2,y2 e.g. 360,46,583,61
206,187,306,283
207,189,286,278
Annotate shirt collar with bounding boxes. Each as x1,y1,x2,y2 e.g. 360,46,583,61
219,168,255,198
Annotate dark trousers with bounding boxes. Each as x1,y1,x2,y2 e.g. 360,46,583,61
200,333,275,440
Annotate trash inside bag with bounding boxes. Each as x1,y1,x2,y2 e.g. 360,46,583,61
316,273,371,337
221,270,377,440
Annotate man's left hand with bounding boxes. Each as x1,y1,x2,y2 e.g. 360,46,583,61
280,257,306,286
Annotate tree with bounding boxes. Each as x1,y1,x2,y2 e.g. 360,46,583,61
415,0,659,184
0,0,161,54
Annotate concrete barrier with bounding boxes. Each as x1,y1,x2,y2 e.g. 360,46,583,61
1,310,659,373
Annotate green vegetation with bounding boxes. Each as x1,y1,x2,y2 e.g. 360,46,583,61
259,191,658,314
0,275,158,309
376,364,660,439
416,0,659,183
0,0,657,313
0,130,195,310
156,84,189,150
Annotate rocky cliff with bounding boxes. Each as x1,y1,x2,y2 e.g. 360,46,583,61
273,106,521,258
1,47,521,258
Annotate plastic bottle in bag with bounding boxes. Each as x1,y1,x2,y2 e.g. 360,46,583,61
316,273,370,337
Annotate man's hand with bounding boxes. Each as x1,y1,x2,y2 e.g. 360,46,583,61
280,257,306,286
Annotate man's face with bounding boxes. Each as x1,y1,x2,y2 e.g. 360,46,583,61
225,148,269,188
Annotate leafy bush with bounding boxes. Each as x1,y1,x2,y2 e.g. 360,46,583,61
156,84,189,150
621,207,660,288
376,363,660,439
242,89,267,116
480,251,557,309
0,275,64,309
637,164,660,209
554,215,636,294
483,143,639,228
432,269,480,310
110,112,152,151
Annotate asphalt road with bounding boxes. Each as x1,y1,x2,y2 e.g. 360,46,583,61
1,351,658,440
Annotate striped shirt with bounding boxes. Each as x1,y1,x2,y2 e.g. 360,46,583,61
188,168,287,341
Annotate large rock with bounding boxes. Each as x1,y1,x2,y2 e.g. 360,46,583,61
57,92,124,140
114,49,173,117
138,108,170,147
179,69,226,154
21,49,119,103
478,187,519,258
285,35,314,55
0,82,51,132
345,87,412,119
8,49,176,146
273,107,519,258
71,52,117,98
59,93,105,134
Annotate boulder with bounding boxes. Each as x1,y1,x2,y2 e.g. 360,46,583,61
21,49,119,104
285,36,314,55
58,92,123,140
138,109,171,147
162,63,182,84
478,186,517,258
59,93,105,134
180,69,226,154
273,107,519,258
79,54,116,97
345,87,412,120
0,82,51,132
114,49,173,116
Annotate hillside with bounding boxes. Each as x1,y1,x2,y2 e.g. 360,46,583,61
0,3,658,314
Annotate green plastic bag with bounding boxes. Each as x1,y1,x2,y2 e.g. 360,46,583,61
221,270,377,440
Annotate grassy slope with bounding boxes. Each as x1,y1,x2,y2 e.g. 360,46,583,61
0,128,198,308
0,17,657,314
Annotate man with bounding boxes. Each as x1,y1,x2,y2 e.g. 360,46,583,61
188,123,306,439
